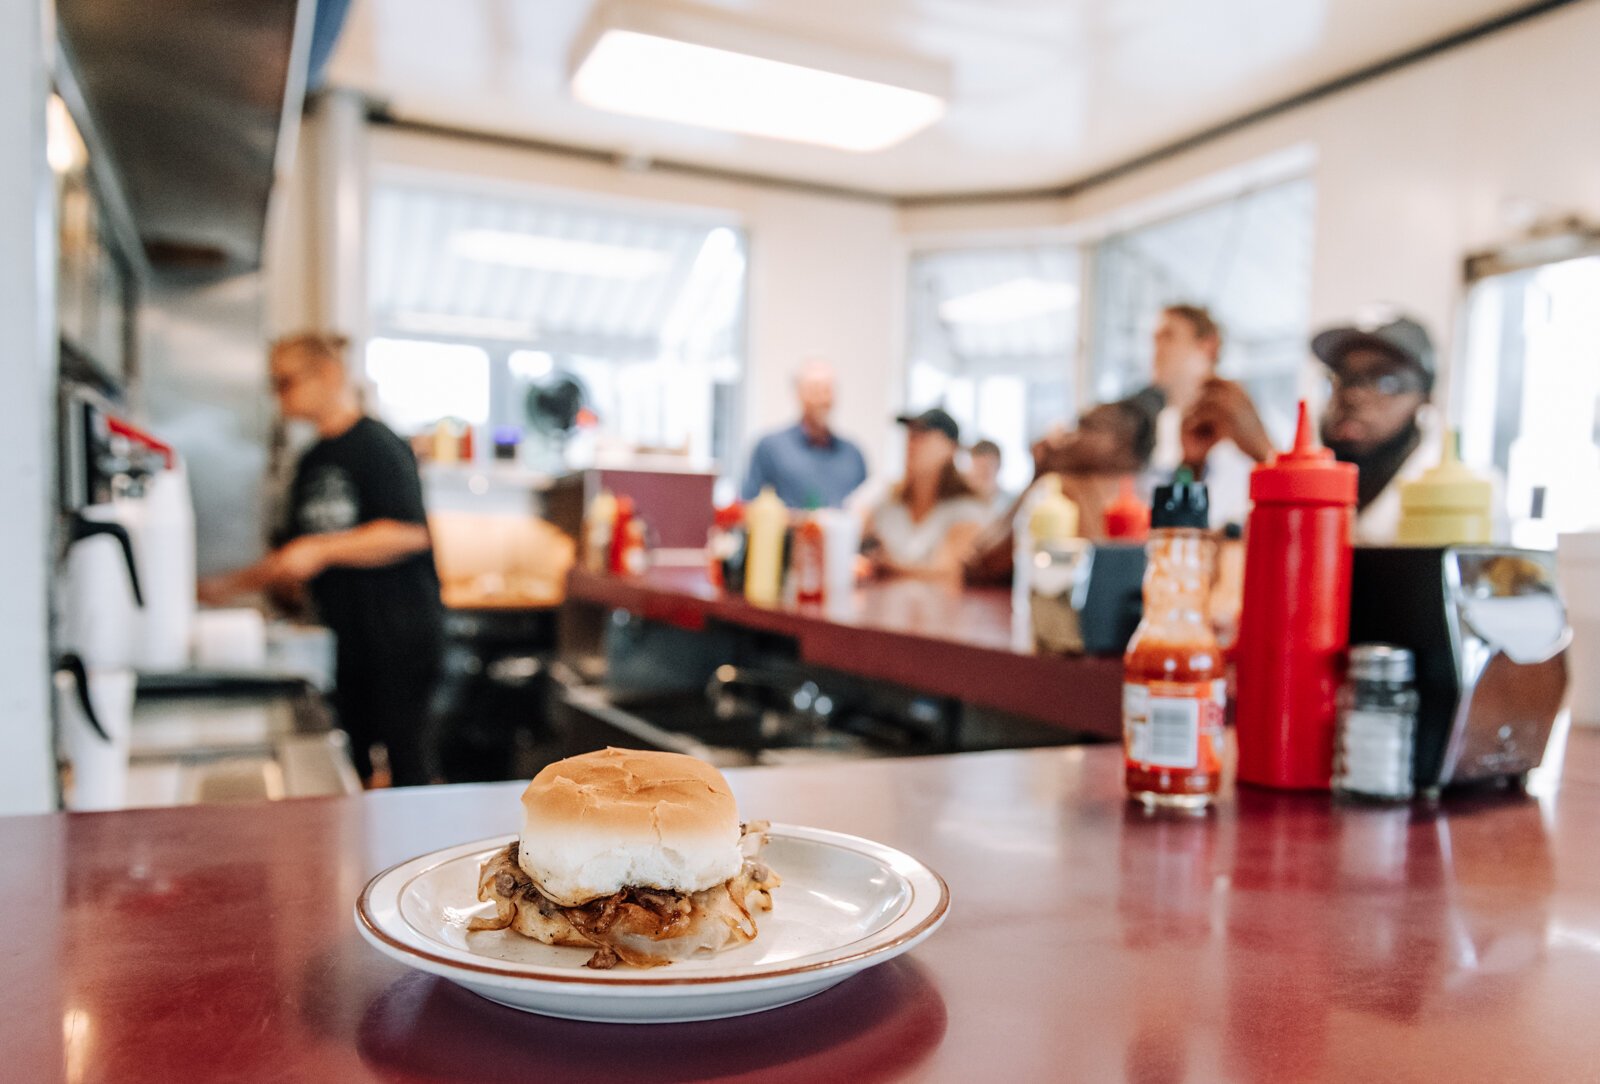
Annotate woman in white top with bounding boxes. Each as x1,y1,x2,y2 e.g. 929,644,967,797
866,409,989,580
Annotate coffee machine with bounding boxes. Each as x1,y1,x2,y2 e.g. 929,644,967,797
1349,546,1569,791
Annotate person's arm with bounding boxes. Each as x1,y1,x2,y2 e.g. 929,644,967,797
1181,379,1276,467
197,521,430,605
276,520,431,577
878,520,982,582
197,558,278,606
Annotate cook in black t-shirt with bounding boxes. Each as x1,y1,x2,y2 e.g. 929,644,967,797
284,417,444,784
200,333,444,786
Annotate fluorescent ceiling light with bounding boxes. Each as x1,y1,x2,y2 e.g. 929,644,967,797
569,2,949,153
451,229,672,278
940,278,1079,325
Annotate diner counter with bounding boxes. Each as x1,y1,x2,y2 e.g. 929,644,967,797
565,566,1123,738
7,730,1600,1081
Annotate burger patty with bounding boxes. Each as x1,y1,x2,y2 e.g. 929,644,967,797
469,827,781,969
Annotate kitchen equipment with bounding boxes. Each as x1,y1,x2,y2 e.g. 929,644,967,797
1349,546,1569,790
1234,402,1359,790
192,608,268,670
131,460,197,671
59,507,144,669
57,666,136,811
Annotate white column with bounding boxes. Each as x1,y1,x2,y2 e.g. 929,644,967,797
0,0,59,814
314,88,370,348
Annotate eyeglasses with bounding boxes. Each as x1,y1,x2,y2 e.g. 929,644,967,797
270,369,310,396
1328,370,1426,397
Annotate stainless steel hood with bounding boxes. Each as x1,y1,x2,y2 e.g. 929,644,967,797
56,0,317,280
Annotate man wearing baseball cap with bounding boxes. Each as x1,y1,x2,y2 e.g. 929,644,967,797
1180,306,1443,542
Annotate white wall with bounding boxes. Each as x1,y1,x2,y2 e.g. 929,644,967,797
0,0,58,814
295,124,905,489
901,1,1600,412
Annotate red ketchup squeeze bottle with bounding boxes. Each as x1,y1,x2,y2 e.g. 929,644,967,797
1233,401,1358,790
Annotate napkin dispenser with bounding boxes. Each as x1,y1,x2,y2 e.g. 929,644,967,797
1349,546,1569,790
1027,542,1145,657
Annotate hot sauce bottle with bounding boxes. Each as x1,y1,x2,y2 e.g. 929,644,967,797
1123,469,1225,810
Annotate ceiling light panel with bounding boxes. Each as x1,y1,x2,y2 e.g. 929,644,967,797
569,1,950,153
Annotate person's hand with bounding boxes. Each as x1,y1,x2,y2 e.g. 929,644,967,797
266,537,327,587
1181,379,1275,466
197,575,236,607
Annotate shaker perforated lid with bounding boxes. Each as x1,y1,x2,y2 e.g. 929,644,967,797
1349,643,1415,683
1249,400,1359,506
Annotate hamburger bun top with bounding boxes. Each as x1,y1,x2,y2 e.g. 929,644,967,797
517,748,743,906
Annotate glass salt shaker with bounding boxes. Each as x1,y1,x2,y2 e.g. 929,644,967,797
1333,644,1420,801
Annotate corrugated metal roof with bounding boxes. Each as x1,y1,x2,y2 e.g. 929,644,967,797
367,180,739,356
909,244,1080,366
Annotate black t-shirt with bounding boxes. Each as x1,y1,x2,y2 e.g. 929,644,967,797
286,417,442,654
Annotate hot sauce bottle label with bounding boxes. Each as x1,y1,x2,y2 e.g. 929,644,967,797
1124,680,1226,772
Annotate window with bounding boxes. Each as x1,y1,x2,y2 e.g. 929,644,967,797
1460,252,1600,546
904,245,1079,494
364,338,490,433
366,179,747,475
1090,176,1315,443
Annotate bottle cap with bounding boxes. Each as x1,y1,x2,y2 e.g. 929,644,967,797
1248,400,1359,506
1349,643,1415,683
1102,476,1151,540
1151,466,1210,529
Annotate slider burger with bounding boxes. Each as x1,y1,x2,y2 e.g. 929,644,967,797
470,747,780,969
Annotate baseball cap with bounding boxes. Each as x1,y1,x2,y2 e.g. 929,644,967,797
1311,305,1436,390
896,407,960,443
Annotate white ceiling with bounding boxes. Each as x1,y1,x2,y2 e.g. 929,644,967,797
327,0,1537,198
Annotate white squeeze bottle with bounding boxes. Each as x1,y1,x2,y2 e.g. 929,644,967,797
744,486,788,606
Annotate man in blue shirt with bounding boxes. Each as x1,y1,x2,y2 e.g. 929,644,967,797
742,358,869,507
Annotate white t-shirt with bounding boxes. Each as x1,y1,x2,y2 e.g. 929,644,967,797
870,497,988,568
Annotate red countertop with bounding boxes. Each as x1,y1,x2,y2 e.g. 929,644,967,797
566,566,1123,738
7,731,1600,1082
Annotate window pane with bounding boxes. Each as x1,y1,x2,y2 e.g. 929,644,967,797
906,245,1078,494
1460,254,1600,546
369,180,747,476
364,338,490,432
1090,176,1315,442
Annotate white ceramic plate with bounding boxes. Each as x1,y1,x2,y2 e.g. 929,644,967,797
355,824,949,1023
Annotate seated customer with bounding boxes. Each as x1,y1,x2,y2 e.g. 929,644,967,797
1180,309,1446,542
964,397,1157,584
965,438,1013,522
865,409,988,580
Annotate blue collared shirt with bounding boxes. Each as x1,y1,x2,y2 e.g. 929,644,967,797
741,423,868,508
